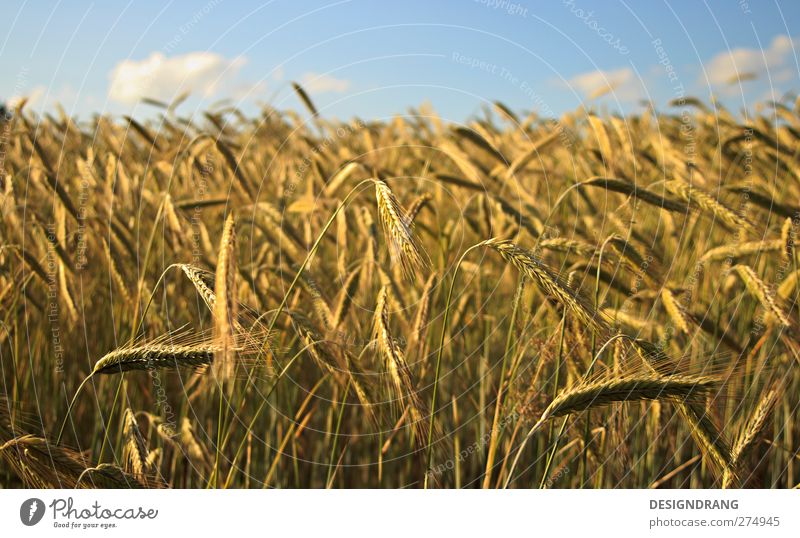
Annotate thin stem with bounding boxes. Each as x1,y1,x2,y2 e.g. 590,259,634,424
424,241,485,488
326,379,352,488
482,275,525,488
56,373,95,444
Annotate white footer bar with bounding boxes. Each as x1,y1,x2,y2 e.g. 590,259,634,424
4,489,798,537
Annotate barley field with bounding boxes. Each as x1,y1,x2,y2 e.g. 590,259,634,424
1,88,798,489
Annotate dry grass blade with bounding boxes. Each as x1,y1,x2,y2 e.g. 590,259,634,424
583,177,688,213
453,125,507,165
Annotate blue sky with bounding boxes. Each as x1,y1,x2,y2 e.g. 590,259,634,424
1,0,798,121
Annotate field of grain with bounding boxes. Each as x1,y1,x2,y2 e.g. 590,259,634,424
0,88,798,488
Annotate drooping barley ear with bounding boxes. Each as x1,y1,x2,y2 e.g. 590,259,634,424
666,180,754,234
680,403,736,481
631,340,735,480
299,273,333,330
122,408,148,478
180,263,216,311
292,312,347,375
373,286,427,442
374,179,427,276
406,192,433,224
291,312,373,414
539,237,595,257
699,239,783,264
0,435,149,488
77,463,153,488
92,343,218,375
538,374,718,424
723,386,779,488
214,213,238,382
661,288,694,335
484,238,610,334
180,417,211,471
733,264,791,327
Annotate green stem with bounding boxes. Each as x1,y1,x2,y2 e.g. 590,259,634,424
424,242,485,488
482,275,524,488
326,379,352,488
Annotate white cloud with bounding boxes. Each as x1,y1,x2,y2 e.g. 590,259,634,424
108,52,246,104
299,72,350,94
705,35,799,86
568,67,643,101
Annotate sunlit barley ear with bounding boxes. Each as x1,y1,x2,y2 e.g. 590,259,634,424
781,216,794,263
537,373,719,425
214,213,238,383
372,286,427,443
733,264,791,327
723,384,780,488
92,342,218,374
373,179,427,277
122,408,148,479
0,435,150,488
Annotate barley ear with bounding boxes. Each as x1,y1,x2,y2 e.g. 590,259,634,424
214,213,238,382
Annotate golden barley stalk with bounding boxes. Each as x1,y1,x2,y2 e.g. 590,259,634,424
214,213,238,381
